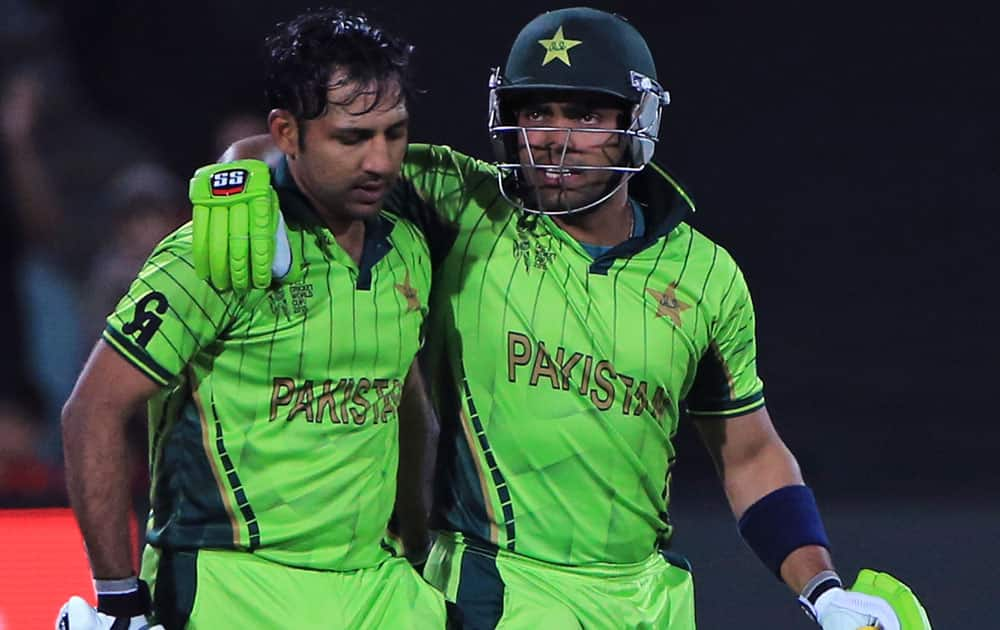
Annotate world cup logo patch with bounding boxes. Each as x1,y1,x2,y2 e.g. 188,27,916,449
210,169,249,196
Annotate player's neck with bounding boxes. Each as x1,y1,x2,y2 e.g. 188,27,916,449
290,166,366,263
553,185,632,247
328,219,366,264
313,209,365,264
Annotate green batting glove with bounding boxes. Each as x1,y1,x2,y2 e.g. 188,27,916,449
190,159,294,291
850,569,932,630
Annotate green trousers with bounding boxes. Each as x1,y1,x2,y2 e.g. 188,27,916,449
424,532,695,629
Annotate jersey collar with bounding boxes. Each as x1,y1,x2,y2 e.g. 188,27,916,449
585,162,695,274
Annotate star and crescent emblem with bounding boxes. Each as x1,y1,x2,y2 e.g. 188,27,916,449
394,270,421,312
646,282,691,326
538,26,582,66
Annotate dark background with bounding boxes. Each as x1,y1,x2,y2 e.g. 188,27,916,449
11,1,1000,627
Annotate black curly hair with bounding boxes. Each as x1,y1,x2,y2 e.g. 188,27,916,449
264,8,414,131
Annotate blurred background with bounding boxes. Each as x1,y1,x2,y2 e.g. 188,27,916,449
0,0,995,627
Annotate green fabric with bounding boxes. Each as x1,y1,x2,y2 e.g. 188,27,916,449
397,144,764,566
424,531,694,629
106,210,431,571
144,546,445,628
183,142,766,568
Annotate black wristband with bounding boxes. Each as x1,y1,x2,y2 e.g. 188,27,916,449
96,579,152,618
805,576,842,606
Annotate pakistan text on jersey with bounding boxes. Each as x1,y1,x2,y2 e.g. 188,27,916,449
269,377,403,425
507,331,671,418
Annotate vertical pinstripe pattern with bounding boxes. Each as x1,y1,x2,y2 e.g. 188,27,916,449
393,144,764,566
107,194,431,570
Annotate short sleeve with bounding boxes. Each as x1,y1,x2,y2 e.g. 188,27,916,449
685,265,765,417
102,226,238,386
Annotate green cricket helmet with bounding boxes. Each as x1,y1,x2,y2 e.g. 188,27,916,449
488,7,670,214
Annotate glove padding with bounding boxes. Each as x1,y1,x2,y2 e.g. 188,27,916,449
55,596,164,630
805,570,931,630
190,159,295,291
848,569,932,630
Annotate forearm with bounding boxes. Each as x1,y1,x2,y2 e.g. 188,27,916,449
780,544,834,593
394,361,439,559
723,439,798,516
724,444,836,591
62,401,136,579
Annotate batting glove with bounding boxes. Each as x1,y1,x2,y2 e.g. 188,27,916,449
799,569,931,630
190,159,294,291
55,580,163,630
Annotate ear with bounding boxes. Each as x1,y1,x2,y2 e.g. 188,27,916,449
268,109,300,158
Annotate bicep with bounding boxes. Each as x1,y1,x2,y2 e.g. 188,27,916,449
63,339,162,426
104,234,236,384
694,406,780,468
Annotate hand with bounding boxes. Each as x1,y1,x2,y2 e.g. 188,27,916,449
55,596,164,630
190,159,294,291
813,587,899,630
802,569,931,630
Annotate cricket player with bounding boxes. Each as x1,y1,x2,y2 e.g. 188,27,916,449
56,9,445,628
189,7,930,629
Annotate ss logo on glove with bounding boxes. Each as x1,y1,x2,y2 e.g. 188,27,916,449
210,169,249,196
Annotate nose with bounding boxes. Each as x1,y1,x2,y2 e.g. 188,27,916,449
526,125,575,159
361,133,395,177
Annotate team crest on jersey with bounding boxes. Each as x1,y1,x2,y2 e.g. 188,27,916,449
210,169,249,196
394,270,421,312
513,218,557,273
645,282,691,326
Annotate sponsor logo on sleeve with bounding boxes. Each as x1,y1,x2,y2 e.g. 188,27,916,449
122,291,169,347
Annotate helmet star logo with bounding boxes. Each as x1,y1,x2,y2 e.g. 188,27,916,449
538,26,582,66
645,282,691,326
394,270,421,312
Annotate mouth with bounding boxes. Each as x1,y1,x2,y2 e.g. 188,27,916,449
534,167,586,187
350,182,387,204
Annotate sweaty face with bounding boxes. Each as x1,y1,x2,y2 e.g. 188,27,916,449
292,77,408,224
513,98,628,213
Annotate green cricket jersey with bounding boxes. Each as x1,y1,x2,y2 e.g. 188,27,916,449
103,158,431,571
390,144,764,566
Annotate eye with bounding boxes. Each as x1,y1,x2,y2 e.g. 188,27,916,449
579,112,600,125
521,109,544,122
385,125,407,140
334,131,366,146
